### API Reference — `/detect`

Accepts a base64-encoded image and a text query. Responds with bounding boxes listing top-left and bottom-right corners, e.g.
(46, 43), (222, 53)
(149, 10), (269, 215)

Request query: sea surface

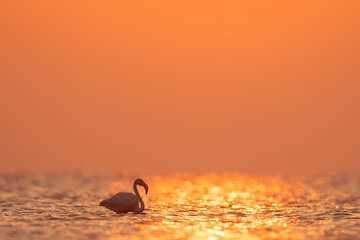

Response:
(0, 173), (359, 240)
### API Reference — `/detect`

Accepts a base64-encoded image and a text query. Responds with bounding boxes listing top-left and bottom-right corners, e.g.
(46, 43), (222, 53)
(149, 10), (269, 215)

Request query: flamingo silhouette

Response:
(99, 178), (149, 213)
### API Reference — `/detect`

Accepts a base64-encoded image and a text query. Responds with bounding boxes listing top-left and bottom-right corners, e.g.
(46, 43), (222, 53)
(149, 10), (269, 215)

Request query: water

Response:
(0, 173), (359, 240)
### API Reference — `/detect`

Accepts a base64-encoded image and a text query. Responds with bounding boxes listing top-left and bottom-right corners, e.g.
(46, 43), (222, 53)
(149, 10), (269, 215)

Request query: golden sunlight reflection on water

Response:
(0, 174), (359, 239)
(106, 174), (360, 239)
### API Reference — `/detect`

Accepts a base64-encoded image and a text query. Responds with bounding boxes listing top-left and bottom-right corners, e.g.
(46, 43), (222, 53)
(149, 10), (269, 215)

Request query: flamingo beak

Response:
(143, 183), (149, 195)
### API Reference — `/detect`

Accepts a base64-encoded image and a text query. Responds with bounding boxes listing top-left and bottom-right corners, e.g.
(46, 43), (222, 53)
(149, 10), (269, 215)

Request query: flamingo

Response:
(99, 178), (149, 213)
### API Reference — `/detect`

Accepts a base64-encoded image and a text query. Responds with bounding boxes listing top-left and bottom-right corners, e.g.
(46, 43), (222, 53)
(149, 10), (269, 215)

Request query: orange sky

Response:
(1, 1), (359, 174)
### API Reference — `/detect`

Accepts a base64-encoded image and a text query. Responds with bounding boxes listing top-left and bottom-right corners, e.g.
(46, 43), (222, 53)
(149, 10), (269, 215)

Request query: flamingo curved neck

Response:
(133, 182), (145, 213)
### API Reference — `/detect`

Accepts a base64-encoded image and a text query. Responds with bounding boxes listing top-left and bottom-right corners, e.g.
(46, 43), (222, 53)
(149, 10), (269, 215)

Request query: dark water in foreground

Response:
(0, 173), (359, 240)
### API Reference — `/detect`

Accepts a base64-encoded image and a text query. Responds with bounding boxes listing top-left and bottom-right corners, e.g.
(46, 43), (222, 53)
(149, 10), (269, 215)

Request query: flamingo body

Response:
(100, 192), (139, 213)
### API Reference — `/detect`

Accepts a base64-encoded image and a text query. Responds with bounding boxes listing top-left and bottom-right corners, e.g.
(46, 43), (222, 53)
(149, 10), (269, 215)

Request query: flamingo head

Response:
(135, 178), (149, 195)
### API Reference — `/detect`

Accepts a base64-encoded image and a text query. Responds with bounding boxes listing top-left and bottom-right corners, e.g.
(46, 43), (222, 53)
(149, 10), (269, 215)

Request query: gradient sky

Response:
(1, 1), (359, 174)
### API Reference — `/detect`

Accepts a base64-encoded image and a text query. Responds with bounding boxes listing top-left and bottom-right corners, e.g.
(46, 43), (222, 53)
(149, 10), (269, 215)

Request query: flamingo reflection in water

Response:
(100, 178), (148, 213)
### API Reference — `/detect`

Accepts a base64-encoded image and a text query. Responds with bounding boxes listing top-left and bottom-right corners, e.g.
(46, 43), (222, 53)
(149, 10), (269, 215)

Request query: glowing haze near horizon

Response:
(0, 1), (359, 174)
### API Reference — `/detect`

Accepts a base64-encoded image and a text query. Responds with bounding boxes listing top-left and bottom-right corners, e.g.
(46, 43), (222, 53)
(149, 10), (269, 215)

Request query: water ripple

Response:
(0, 174), (359, 239)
